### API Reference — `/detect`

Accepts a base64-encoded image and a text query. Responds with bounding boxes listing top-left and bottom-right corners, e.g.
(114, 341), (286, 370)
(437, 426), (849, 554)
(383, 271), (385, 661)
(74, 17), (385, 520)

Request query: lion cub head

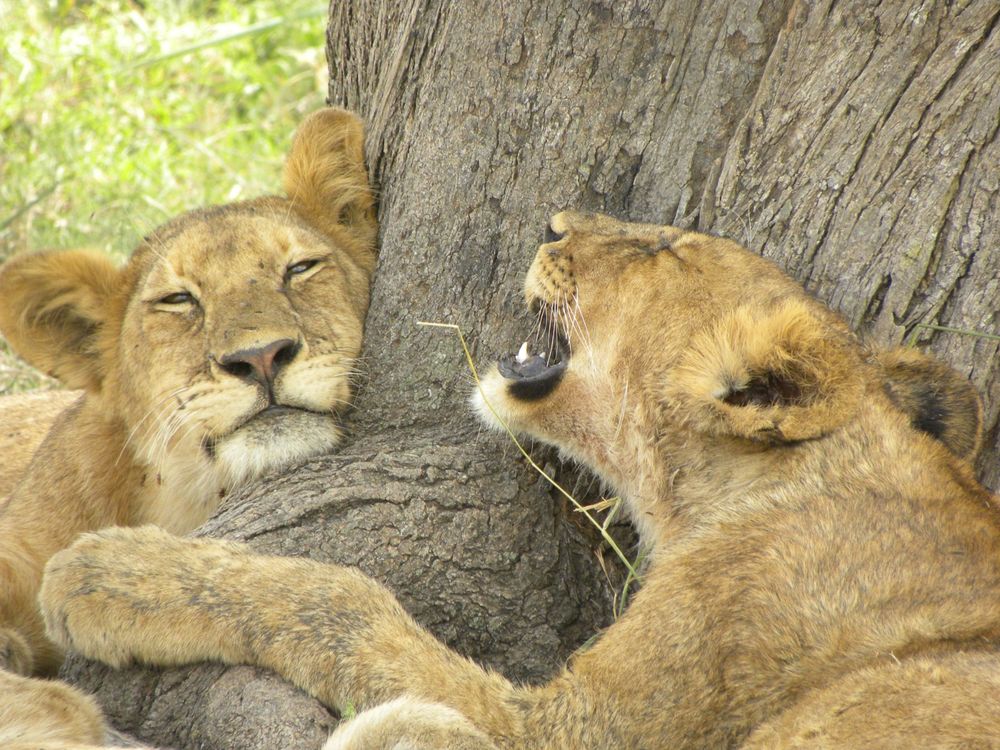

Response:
(476, 211), (983, 542)
(0, 109), (376, 523)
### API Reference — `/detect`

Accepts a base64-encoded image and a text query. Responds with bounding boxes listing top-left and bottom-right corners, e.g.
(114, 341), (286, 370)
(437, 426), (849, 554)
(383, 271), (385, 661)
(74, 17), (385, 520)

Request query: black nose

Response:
(218, 338), (299, 387)
(543, 223), (564, 244)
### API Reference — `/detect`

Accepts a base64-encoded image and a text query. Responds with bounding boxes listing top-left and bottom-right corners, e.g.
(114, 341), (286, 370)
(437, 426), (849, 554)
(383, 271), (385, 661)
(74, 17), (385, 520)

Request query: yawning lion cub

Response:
(0, 107), (375, 747)
(43, 212), (999, 748)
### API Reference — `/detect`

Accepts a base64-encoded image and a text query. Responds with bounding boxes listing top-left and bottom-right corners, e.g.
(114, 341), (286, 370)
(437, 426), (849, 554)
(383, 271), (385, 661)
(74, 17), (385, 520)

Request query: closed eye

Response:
(157, 291), (196, 305)
(285, 259), (321, 283)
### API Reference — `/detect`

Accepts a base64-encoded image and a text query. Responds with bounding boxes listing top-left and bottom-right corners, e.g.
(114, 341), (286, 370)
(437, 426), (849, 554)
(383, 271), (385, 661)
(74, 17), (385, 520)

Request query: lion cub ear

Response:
(283, 107), (377, 275)
(878, 347), (983, 463)
(0, 250), (122, 393)
(666, 299), (866, 443)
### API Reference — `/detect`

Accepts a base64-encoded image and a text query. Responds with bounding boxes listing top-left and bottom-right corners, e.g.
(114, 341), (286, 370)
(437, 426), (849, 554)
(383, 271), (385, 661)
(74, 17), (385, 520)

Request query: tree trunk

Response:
(66, 0), (1000, 746)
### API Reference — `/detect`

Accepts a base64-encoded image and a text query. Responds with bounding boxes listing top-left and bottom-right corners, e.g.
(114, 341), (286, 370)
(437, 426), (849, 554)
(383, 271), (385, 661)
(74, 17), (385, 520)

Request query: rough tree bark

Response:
(66, 1), (999, 747)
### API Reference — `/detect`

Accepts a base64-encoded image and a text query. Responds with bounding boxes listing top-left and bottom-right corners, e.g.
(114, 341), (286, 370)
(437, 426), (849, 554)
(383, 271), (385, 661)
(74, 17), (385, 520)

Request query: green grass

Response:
(0, 0), (327, 392)
(0, 0), (326, 260)
(0, 341), (59, 396)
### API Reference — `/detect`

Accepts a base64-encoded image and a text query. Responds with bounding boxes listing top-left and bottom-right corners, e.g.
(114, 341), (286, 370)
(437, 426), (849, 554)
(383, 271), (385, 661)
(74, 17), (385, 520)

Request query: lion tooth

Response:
(516, 341), (530, 363)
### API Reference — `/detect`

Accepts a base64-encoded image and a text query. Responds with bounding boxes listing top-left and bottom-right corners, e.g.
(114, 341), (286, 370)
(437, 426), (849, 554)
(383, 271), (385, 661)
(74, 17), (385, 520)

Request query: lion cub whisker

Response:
(115, 385), (191, 466)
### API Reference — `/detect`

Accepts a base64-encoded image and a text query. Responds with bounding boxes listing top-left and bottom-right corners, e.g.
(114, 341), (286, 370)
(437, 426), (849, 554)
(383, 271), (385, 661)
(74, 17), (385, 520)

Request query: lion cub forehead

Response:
(141, 212), (321, 287)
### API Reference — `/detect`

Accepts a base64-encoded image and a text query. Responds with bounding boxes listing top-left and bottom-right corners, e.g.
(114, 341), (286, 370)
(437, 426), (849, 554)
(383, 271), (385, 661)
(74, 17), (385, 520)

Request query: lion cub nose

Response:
(543, 222), (565, 245)
(218, 338), (299, 387)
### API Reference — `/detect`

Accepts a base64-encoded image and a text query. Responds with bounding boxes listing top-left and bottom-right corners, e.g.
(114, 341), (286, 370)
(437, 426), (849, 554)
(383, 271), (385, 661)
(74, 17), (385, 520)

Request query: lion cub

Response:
(0, 108), (375, 744)
(42, 212), (999, 748)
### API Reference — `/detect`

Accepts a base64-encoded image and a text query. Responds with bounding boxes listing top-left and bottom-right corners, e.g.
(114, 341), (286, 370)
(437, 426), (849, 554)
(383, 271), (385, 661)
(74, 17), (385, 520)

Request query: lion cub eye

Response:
(157, 291), (196, 305)
(285, 259), (319, 281)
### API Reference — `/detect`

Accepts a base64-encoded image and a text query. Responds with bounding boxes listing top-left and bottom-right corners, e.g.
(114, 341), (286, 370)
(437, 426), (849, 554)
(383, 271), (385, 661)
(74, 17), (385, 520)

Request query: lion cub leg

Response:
(0, 545), (65, 676)
(0, 669), (106, 748)
(0, 555), (60, 676)
(42, 526), (523, 741)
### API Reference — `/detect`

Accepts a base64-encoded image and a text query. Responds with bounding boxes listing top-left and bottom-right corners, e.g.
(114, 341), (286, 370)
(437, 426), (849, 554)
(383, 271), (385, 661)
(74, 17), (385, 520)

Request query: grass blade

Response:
(125, 7), (325, 70)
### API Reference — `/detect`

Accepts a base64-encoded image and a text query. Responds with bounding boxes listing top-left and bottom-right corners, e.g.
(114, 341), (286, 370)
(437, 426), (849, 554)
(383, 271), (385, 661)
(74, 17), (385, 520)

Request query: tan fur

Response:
(39, 211), (1000, 748)
(0, 390), (79, 500)
(0, 109), (376, 746)
(0, 670), (107, 750)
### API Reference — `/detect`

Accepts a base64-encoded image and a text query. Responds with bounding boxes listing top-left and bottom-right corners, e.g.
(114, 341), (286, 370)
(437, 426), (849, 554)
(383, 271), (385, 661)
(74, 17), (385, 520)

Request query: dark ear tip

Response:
(879, 347), (984, 462)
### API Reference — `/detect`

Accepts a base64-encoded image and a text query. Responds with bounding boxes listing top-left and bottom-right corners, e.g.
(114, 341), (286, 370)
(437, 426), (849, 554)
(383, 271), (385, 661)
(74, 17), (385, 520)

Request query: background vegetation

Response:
(0, 0), (327, 393)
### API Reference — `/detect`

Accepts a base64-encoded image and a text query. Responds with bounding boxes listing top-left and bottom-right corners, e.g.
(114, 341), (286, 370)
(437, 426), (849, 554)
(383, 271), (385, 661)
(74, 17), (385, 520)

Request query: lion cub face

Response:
(476, 211), (981, 536)
(116, 205), (368, 489)
(0, 109), (377, 520)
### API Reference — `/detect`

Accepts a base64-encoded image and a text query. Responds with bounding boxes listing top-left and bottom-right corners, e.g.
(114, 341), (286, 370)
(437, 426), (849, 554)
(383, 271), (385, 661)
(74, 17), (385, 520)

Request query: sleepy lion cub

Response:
(0, 108), (375, 747)
(42, 212), (999, 748)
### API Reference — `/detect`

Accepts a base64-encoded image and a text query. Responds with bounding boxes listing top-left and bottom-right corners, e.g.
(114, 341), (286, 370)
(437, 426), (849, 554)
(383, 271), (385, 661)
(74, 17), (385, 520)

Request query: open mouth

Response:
(497, 304), (570, 400)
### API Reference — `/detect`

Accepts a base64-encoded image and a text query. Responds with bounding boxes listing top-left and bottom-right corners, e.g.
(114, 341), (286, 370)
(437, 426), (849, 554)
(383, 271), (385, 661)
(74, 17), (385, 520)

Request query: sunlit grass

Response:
(0, 0), (327, 392)
(0, 341), (60, 396)
(0, 0), (327, 261)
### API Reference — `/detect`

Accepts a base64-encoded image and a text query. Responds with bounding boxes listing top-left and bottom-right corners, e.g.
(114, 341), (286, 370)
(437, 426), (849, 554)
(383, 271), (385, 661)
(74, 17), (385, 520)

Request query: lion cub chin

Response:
(213, 408), (343, 487)
(0, 107), (376, 743)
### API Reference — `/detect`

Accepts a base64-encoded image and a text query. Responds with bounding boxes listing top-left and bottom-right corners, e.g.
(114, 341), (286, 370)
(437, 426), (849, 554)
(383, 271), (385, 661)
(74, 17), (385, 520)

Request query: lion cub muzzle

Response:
(494, 213), (607, 401)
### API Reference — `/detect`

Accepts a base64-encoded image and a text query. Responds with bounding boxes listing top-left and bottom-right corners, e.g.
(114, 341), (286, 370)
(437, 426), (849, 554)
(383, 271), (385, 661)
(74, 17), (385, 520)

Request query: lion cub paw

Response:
(0, 669), (107, 744)
(0, 627), (33, 676)
(40, 525), (249, 668)
(324, 697), (497, 750)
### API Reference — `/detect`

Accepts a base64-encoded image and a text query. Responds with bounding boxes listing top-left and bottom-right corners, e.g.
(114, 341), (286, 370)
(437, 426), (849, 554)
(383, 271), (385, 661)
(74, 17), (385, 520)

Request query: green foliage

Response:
(0, 0), (327, 262)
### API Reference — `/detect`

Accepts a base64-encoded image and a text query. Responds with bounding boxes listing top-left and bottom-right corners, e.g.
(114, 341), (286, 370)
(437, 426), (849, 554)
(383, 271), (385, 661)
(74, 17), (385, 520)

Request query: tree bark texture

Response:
(67, 1), (999, 747)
